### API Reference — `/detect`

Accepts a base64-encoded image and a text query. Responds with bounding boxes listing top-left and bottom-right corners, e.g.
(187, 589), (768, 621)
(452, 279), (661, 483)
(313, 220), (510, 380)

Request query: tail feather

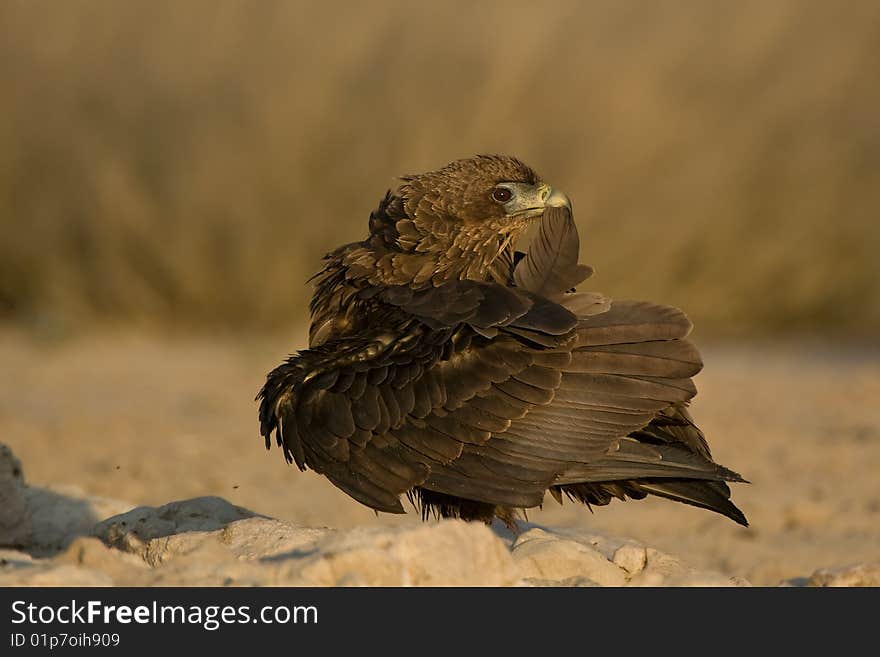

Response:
(634, 479), (749, 527)
(554, 478), (749, 526)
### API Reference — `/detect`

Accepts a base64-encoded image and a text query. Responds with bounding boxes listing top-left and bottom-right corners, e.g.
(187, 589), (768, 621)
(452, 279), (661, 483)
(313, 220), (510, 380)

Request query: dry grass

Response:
(1, 0), (879, 337)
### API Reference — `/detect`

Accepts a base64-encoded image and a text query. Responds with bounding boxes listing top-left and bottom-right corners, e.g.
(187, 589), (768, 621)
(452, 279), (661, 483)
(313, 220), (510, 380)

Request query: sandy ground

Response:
(2, 329), (878, 586)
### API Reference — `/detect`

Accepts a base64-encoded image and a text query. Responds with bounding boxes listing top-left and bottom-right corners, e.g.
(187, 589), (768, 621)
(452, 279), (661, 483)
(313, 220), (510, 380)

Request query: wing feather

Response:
(258, 208), (744, 521)
(513, 206), (592, 298)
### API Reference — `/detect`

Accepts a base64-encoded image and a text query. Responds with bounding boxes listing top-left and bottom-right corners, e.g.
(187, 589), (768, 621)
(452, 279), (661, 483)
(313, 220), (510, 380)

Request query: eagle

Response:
(257, 155), (747, 528)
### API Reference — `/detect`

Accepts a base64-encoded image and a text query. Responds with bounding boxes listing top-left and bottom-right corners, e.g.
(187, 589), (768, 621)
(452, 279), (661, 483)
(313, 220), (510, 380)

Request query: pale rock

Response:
(1, 443), (134, 553)
(522, 576), (600, 587)
(142, 540), (271, 587)
(525, 526), (638, 563)
(807, 562), (880, 587)
(95, 496), (259, 564)
(285, 521), (520, 586)
(335, 572), (371, 586)
(93, 499), (524, 586)
(626, 548), (686, 586)
(55, 536), (149, 584)
(627, 548), (747, 587)
(24, 484), (134, 554)
(510, 528), (628, 587)
(659, 571), (748, 587)
(219, 517), (332, 560)
(142, 518), (331, 573)
(0, 443), (31, 547)
(613, 543), (648, 575)
(1, 446), (759, 588)
(563, 531), (628, 561)
(0, 562), (113, 586)
(108, 518), (518, 587)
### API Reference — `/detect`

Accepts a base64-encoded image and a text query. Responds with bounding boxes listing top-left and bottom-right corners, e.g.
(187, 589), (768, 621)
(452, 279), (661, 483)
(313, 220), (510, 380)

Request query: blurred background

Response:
(2, 0), (879, 337)
(2, 0), (879, 584)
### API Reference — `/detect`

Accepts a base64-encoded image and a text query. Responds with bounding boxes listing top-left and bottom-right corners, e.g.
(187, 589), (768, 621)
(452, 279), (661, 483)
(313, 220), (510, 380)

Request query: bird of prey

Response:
(258, 155), (747, 527)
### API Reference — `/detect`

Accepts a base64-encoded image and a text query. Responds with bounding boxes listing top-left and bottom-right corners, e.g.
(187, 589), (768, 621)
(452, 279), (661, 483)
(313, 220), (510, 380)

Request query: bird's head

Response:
(366, 155), (573, 284)
(396, 154), (571, 235)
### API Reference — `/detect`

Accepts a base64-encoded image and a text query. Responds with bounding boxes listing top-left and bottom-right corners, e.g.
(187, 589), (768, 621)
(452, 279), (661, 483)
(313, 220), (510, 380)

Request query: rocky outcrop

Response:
(0, 444), (31, 547)
(0, 491), (751, 587)
(0, 443), (133, 556)
(1, 443), (874, 587)
(803, 563), (880, 587)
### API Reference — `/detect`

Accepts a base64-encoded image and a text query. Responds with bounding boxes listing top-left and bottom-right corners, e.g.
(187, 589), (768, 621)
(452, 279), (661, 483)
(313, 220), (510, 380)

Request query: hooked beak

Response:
(541, 185), (572, 213)
(503, 182), (573, 219)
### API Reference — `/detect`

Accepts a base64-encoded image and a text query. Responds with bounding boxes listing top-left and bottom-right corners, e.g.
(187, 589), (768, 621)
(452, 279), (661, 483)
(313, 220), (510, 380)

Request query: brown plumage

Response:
(257, 155), (748, 528)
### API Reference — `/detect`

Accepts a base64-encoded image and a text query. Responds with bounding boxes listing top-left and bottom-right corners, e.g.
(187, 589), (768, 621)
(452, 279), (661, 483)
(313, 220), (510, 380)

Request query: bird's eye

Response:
(492, 187), (513, 203)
